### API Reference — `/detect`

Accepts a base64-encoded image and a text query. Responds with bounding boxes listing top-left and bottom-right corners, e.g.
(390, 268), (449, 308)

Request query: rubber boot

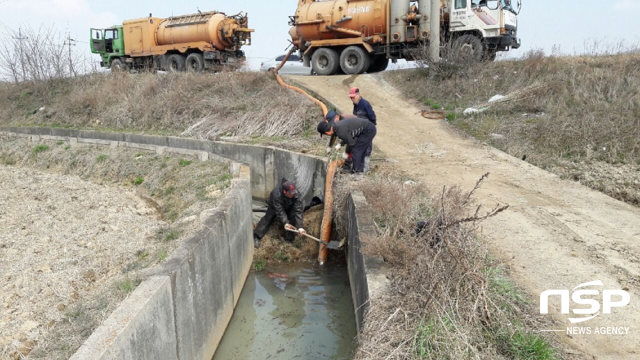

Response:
(364, 156), (371, 173)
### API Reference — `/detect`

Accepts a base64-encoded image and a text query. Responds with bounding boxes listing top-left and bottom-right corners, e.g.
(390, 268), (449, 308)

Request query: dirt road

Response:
(290, 74), (640, 359)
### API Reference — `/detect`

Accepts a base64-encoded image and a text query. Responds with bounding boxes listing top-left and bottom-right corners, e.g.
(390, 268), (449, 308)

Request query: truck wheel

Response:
(311, 48), (339, 76)
(452, 35), (484, 62)
(167, 54), (186, 72)
(185, 53), (205, 72)
(367, 56), (389, 73)
(483, 50), (497, 62)
(110, 59), (124, 72)
(340, 46), (370, 75)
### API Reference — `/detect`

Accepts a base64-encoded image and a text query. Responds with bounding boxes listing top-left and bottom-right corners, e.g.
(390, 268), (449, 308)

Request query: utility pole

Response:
(12, 27), (27, 81)
(430, 0), (440, 63)
(64, 34), (77, 77)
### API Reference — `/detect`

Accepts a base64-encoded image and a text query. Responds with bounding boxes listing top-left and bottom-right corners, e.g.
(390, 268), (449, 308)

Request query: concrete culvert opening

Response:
(212, 200), (356, 359)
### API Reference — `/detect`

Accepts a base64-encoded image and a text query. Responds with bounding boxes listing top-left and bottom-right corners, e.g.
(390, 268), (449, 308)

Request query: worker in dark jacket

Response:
(350, 87), (376, 125)
(317, 116), (376, 174)
(323, 110), (356, 172)
(350, 87), (376, 172)
(324, 110), (357, 152)
(253, 179), (306, 248)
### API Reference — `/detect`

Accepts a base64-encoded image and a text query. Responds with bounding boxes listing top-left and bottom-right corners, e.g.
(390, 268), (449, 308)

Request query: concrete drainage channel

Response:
(0, 127), (389, 360)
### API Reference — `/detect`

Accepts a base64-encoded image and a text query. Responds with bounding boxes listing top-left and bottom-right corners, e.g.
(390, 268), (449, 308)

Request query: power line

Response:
(63, 34), (77, 76)
(12, 27), (27, 80)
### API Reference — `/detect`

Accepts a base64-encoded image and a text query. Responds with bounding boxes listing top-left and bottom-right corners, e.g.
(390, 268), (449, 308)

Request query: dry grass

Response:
(331, 170), (559, 359)
(0, 136), (231, 359)
(385, 51), (640, 206)
(0, 136), (231, 222)
(0, 71), (324, 149)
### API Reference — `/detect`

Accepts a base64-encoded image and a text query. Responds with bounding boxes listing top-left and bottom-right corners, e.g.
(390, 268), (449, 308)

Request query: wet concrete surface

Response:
(212, 262), (356, 360)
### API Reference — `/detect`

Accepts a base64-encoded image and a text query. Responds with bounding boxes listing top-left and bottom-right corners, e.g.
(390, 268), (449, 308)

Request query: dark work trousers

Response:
(351, 123), (377, 173)
(254, 207), (298, 242)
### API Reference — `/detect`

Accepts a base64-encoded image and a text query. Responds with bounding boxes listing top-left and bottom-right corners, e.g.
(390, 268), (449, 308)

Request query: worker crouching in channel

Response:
(253, 179), (306, 249)
(317, 114), (377, 174)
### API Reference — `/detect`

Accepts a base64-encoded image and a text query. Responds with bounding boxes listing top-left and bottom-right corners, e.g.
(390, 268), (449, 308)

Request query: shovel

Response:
(286, 228), (344, 250)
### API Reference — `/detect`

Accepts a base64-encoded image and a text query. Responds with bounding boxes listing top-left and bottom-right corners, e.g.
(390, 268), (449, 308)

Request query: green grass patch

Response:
(178, 159), (192, 167)
(253, 258), (266, 271)
(32, 144), (49, 154)
(495, 328), (558, 360)
(156, 249), (169, 261)
(116, 277), (141, 293)
(157, 227), (182, 242)
(414, 316), (456, 358)
(132, 176), (144, 185)
(96, 154), (107, 163)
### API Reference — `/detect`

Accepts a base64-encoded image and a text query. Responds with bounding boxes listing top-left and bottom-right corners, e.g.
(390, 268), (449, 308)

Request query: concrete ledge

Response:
(70, 276), (178, 360)
(347, 190), (390, 333)
(0, 127), (327, 203)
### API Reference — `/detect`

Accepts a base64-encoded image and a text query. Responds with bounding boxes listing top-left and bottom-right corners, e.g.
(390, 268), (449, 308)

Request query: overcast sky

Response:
(0, 0), (639, 70)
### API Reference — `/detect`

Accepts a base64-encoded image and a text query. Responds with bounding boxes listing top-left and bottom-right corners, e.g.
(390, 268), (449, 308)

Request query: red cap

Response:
(282, 180), (297, 194)
(349, 87), (359, 98)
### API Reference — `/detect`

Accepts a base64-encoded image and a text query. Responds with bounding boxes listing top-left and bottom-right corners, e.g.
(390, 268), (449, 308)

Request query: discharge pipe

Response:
(273, 52), (338, 264)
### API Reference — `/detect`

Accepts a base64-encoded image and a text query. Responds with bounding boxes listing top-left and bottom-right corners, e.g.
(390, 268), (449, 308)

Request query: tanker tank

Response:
(156, 11), (251, 52)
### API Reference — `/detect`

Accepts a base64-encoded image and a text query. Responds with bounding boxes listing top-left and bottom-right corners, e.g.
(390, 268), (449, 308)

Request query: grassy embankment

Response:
(0, 136), (231, 359)
(384, 51), (640, 206)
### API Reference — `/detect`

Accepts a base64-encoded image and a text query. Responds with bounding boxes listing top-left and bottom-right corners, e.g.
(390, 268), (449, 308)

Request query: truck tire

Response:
(340, 46), (370, 75)
(452, 35), (484, 62)
(483, 50), (497, 62)
(367, 56), (389, 73)
(110, 59), (125, 72)
(167, 54), (186, 72)
(311, 48), (339, 76)
(185, 53), (205, 72)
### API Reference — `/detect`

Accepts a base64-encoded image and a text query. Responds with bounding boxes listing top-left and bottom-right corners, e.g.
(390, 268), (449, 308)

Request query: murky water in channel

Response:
(212, 262), (356, 360)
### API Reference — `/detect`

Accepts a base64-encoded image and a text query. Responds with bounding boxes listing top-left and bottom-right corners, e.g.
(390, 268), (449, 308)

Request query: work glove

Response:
(341, 152), (352, 160)
(334, 144), (342, 151)
(326, 147), (332, 154)
(284, 223), (296, 231)
(298, 228), (307, 236)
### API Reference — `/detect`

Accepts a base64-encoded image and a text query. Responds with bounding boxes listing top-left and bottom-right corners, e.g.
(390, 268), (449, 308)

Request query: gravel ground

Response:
(0, 165), (166, 359)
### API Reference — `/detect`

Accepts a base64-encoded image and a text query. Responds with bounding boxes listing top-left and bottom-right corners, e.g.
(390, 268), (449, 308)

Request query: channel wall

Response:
(0, 127), (389, 359)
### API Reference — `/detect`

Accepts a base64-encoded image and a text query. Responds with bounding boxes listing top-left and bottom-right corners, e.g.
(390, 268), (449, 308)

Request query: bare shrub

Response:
(0, 25), (84, 83)
(414, 42), (483, 81)
(332, 171), (557, 359)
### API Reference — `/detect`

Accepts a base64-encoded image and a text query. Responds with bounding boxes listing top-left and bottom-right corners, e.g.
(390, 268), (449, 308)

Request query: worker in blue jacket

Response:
(350, 87), (376, 172)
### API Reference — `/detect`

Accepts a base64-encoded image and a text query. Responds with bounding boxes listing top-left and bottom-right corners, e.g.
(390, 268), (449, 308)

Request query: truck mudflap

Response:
(485, 35), (520, 51)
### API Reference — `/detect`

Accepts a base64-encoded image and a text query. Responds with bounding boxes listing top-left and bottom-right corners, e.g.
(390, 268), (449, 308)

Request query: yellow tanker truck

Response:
(90, 11), (253, 72)
(290, 0), (521, 75)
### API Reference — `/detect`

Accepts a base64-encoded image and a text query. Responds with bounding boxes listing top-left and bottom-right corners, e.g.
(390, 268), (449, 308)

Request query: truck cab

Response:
(448, 0), (521, 60)
(90, 26), (125, 70)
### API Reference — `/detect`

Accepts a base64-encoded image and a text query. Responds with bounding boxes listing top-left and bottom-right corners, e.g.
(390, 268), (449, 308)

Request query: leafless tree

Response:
(0, 24), (87, 83)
